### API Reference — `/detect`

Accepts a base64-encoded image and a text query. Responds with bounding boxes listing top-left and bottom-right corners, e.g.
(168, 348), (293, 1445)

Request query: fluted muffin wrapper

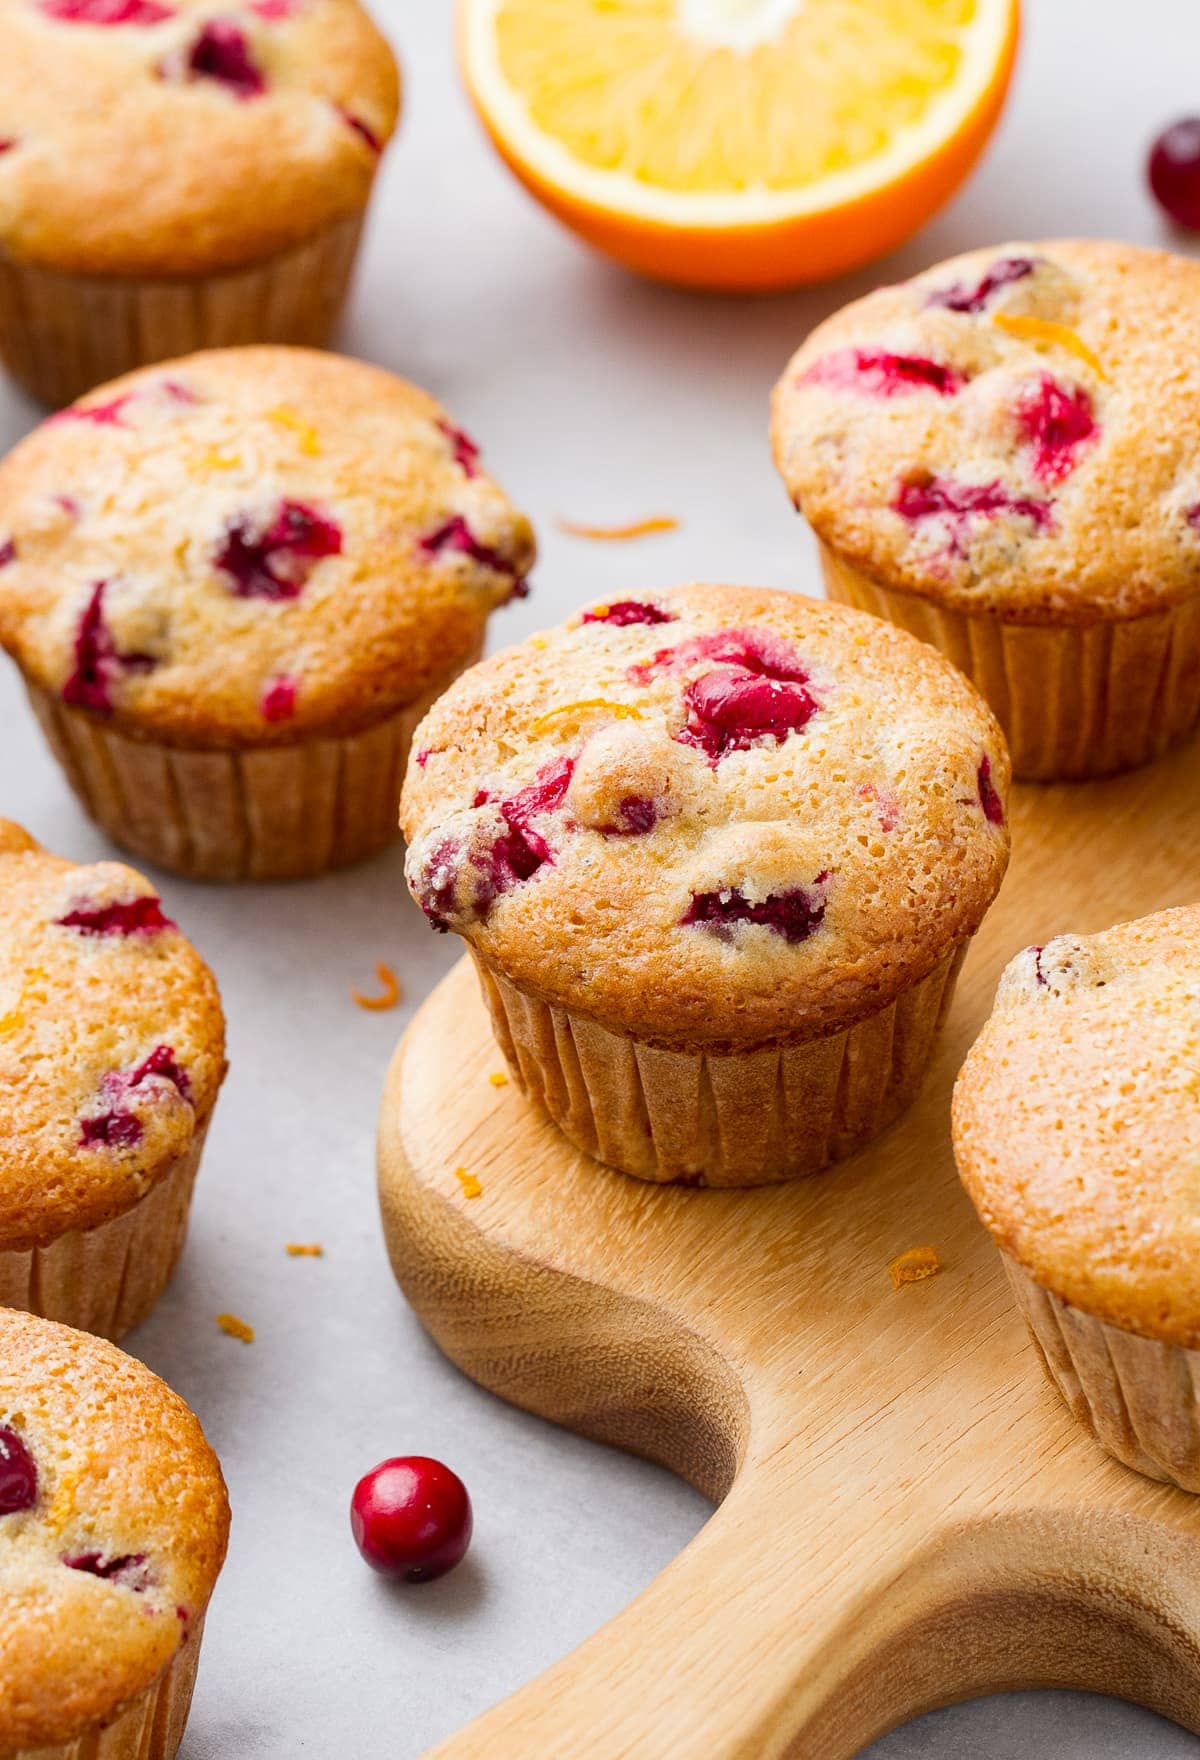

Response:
(0, 212), (364, 409)
(471, 942), (968, 1188)
(1004, 1252), (1200, 1493)
(10, 1613), (206, 1760)
(819, 541), (1200, 783)
(0, 1118), (208, 1343)
(26, 670), (461, 881)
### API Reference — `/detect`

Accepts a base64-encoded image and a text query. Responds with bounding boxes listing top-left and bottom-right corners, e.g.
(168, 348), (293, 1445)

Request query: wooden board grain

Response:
(377, 738), (1200, 1760)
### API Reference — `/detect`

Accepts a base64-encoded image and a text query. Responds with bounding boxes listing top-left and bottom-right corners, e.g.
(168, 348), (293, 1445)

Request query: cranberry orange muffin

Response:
(0, 0), (400, 407)
(0, 347), (535, 880)
(402, 584), (1011, 1187)
(955, 905), (1200, 1491)
(0, 820), (225, 1337)
(772, 240), (1200, 780)
(0, 1307), (229, 1759)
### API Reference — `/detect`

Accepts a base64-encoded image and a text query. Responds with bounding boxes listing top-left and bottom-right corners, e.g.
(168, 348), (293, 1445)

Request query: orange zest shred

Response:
(889, 1246), (942, 1289)
(351, 962), (402, 1011)
(455, 1166), (483, 1199)
(532, 698), (644, 733)
(267, 404), (322, 454)
(196, 449), (242, 472)
(557, 515), (680, 541)
(991, 313), (1109, 380)
(286, 1243), (324, 1257)
(216, 1312), (254, 1343)
(489, 1071), (509, 1088)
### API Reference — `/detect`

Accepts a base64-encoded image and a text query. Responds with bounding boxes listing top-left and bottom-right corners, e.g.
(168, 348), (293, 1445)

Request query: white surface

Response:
(1, 3), (1198, 1755)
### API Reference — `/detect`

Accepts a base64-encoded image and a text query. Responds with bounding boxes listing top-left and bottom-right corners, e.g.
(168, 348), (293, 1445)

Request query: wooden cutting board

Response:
(377, 736), (1200, 1760)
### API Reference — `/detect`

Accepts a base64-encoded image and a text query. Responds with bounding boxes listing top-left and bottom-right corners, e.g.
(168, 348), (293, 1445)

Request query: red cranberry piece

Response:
(52, 392), (134, 428)
(1013, 374), (1096, 485)
(81, 1044), (190, 1148)
(680, 667), (818, 763)
(216, 501), (341, 601)
(62, 582), (158, 715)
(602, 794), (660, 836)
(339, 109), (383, 155)
(0, 141), (15, 155)
(926, 255), (1038, 314)
(1149, 119), (1200, 231)
(893, 476), (1052, 555)
(0, 538), (15, 568)
(0, 1426), (37, 1515)
(582, 600), (675, 627)
(419, 516), (528, 600)
(56, 895), (173, 936)
(249, 0), (295, 14)
(64, 1552), (152, 1591)
(184, 21), (265, 98)
(416, 760), (574, 930)
(1188, 505), (1200, 533)
(683, 878), (828, 945)
(798, 348), (965, 398)
(629, 626), (809, 687)
(261, 676), (297, 722)
(436, 419), (480, 478)
(40, 0), (172, 20)
(351, 1456), (472, 1583)
(977, 756), (1005, 825)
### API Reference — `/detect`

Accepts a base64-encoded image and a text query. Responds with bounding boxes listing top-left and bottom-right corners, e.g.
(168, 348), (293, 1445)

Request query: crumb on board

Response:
(455, 1166), (483, 1200)
(557, 515), (680, 541)
(216, 1312), (255, 1343)
(488, 1071), (509, 1088)
(286, 1243), (324, 1257)
(889, 1246), (942, 1289)
(351, 962), (402, 1011)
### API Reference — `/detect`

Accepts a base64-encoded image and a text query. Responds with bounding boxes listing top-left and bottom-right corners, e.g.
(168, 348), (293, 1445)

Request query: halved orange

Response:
(459, 0), (1020, 292)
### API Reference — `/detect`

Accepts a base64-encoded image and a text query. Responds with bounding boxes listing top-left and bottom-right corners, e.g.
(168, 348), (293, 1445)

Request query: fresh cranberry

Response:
(216, 501), (341, 601)
(62, 582), (158, 715)
(582, 600), (675, 627)
(416, 760), (574, 930)
(64, 1552), (152, 1591)
(56, 895), (173, 936)
(629, 626), (808, 686)
(0, 538), (15, 568)
(893, 476), (1052, 554)
(419, 516), (528, 599)
(1014, 374), (1096, 484)
(680, 666), (819, 763)
(977, 756), (1005, 825)
(414, 748), (432, 767)
(261, 676), (297, 722)
(40, 0), (173, 20)
(602, 795), (660, 836)
(683, 879), (827, 945)
(0, 1426), (37, 1515)
(0, 141), (15, 155)
(184, 21), (265, 98)
(351, 1457), (472, 1583)
(798, 348), (965, 398)
(926, 255), (1038, 314)
(1149, 119), (1200, 231)
(436, 419), (480, 478)
(81, 1044), (190, 1149)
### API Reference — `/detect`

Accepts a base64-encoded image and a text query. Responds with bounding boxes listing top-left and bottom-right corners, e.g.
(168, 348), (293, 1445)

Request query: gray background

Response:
(2, 2), (1199, 1754)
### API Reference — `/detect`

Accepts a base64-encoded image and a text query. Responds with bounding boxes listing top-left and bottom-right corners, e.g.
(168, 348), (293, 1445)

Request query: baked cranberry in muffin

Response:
(0, 1309), (229, 1759)
(403, 584), (1009, 1186)
(0, 820), (224, 1336)
(772, 240), (1200, 780)
(0, 347), (536, 880)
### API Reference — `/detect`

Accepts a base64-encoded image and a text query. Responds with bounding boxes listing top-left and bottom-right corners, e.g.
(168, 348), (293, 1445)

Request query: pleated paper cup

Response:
(0, 213), (364, 410)
(0, 1118), (210, 1343)
(819, 541), (1200, 783)
(26, 673), (455, 883)
(472, 941), (968, 1188)
(1004, 1251), (1200, 1493)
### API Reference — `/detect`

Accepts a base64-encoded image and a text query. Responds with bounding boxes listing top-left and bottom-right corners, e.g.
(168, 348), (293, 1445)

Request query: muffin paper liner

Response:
(10, 1614), (206, 1760)
(471, 942), (968, 1188)
(0, 1118), (209, 1343)
(1004, 1252), (1200, 1493)
(0, 212), (365, 409)
(819, 541), (1200, 782)
(26, 675), (455, 882)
